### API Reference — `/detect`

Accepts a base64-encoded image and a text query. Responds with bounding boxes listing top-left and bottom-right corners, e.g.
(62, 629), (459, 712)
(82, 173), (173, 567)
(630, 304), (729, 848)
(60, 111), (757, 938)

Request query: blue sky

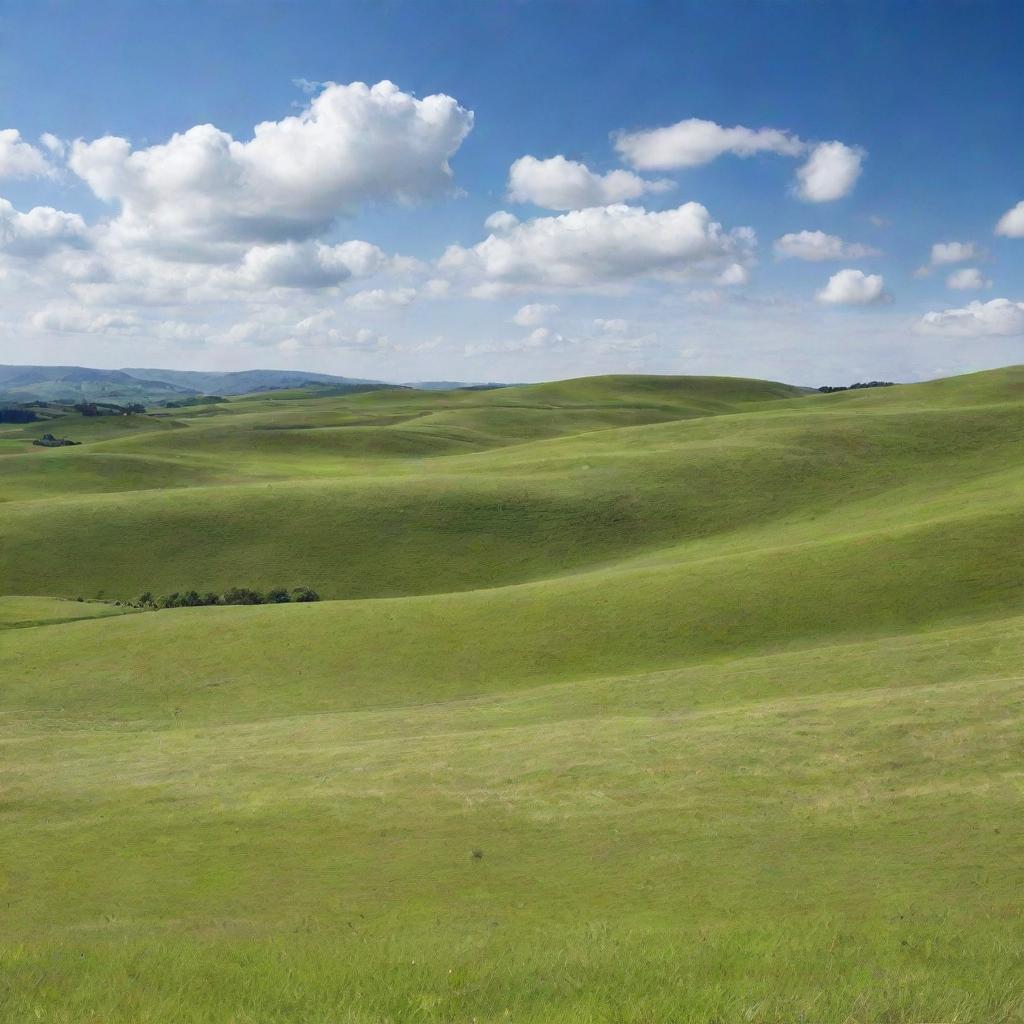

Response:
(1, 0), (1022, 384)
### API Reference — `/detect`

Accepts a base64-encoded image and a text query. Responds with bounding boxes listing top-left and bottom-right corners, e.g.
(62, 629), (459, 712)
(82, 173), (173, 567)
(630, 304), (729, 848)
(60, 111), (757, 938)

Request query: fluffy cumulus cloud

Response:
(613, 119), (863, 203)
(614, 118), (804, 170)
(484, 210), (519, 233)
(995, 201), (1024, 238)
(345, 286), (417, 312)
(917, 298), (1024, 337)
(0, 197), (90, 257)
(440, 202), (755, 292)
(512, 303), (558, 326)
(930, 241), (979, 265)
(507, 155), (672, 210)
(816, 268), (887, 305)
(280, 315), (390, 352)
(228, 239), (394, 290)
(68, 80), (474, 253)
(774, 230), (878, 261)
(0, 81), (484, 372)
(914, 241), (984, 279)
(794, 142), (864, 202)
(946, 267), (991, 290)
(715, 263), (749, 286)
(28, 307), (142, 335)
(0, 129), (56, 179)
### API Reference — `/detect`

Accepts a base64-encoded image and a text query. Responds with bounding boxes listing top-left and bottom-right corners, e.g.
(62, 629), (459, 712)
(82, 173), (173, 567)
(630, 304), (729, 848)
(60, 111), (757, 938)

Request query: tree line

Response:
(817, 381), (895, 394)
(138, 586), (321, 609)
(0, 407), (39, 423)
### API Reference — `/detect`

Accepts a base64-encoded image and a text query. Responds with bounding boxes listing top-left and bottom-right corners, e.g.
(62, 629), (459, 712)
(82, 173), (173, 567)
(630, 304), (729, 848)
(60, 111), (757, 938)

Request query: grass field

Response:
(2, 370), (1023, 1022)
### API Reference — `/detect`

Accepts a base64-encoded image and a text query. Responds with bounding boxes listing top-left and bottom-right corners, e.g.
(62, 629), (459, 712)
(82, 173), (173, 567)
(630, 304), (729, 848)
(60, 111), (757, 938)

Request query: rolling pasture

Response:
(1, 370), (1023, 1022)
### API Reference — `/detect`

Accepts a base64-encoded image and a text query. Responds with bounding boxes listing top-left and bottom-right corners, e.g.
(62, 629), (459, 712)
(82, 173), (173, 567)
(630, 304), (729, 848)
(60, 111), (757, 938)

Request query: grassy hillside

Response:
(2, 369), (1023, 1022)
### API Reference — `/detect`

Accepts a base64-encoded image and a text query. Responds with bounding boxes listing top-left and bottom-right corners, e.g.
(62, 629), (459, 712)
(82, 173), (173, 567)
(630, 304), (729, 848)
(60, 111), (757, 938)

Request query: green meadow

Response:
(2, 370), (1023, 1022)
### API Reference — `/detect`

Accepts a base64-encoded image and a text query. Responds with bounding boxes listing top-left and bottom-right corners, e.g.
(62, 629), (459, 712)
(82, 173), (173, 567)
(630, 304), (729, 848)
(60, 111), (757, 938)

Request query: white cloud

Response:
(68, 80), (474, 253)
(0, 129), (56, 179)
(345, 286), (417, 312)
(774, 230), (879, 261)
(281, 322), (389, 352)
(464, 325), (571, 357)
(794, 142), (864, 202)
(946, 267), (991, 290)
(208, 309), (391, 354)
(512, 302), (558, 326)
(613, 120), (864, 203)
(507, 155), (671, 210)
(614, 118), (803, 170)
(915, 242), (984, 279)
(995, 201), (1024, 238)
(421, 278), (451, 299)
(28, 307), (141, 335)
(0, 197), (90, 257)
(594, 317), (629, 334)
(228, 239), (392, 289)
(917, 298), (1024, 337)
(524, 326), (565, 348)
(816, 268), (887, 305)
(715, 262), (749, 286)
(484, 210), (519, 232)
(930, 241), (979, 265)
(39, 133), (66, 158)
(440, 201), (755, 292)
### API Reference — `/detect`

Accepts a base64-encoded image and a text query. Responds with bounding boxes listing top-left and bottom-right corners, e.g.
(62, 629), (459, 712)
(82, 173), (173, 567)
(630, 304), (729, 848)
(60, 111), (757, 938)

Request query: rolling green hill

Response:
(1, 369), (1023, 1023)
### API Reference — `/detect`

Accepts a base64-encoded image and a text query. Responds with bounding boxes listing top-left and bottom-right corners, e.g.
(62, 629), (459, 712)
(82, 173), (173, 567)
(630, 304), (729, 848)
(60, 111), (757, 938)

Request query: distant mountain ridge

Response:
(122, 367), (384, 395)
(0, 364), (514, 404)
(0, 365), (390, 403)
(0, 365), (195, 404)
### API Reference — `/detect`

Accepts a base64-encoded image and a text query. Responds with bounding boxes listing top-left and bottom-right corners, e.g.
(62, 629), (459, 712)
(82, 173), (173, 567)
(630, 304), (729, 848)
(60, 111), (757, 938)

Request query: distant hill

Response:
(122, 367), (384, 396)
(0, 364), (519, 404)
(0, 365), (196, 404)
(404, 380), (512, 391)
(0, 364), (398, 403)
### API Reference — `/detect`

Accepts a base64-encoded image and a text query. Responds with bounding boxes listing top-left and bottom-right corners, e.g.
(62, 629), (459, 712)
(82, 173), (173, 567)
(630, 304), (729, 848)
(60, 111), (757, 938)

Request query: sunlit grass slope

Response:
(2, 369), (1024, 1022)
(0, 595), (133, 629)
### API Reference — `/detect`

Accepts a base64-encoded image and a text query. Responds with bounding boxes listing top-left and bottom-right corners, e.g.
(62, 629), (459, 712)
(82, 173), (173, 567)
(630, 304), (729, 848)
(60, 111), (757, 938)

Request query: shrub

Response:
(222, 587), (264, 606)
(266, 588), (291, 604)
(291, 586), (321, 603)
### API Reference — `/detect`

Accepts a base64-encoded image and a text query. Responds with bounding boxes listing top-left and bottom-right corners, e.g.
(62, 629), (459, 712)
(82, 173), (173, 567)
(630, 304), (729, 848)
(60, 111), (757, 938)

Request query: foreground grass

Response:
(4, 921), (1021, 1023)
(2, 616), (1023, 1021)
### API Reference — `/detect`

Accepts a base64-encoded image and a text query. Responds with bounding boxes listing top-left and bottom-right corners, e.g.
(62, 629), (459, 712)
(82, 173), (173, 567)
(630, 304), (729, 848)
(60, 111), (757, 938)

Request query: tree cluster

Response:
(0, 407), (38, 423)
(139, 586), (320, 609)
(161, 395), (227, 408)
(817, 381), (895, 394)
(73, 401), (146, 416)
